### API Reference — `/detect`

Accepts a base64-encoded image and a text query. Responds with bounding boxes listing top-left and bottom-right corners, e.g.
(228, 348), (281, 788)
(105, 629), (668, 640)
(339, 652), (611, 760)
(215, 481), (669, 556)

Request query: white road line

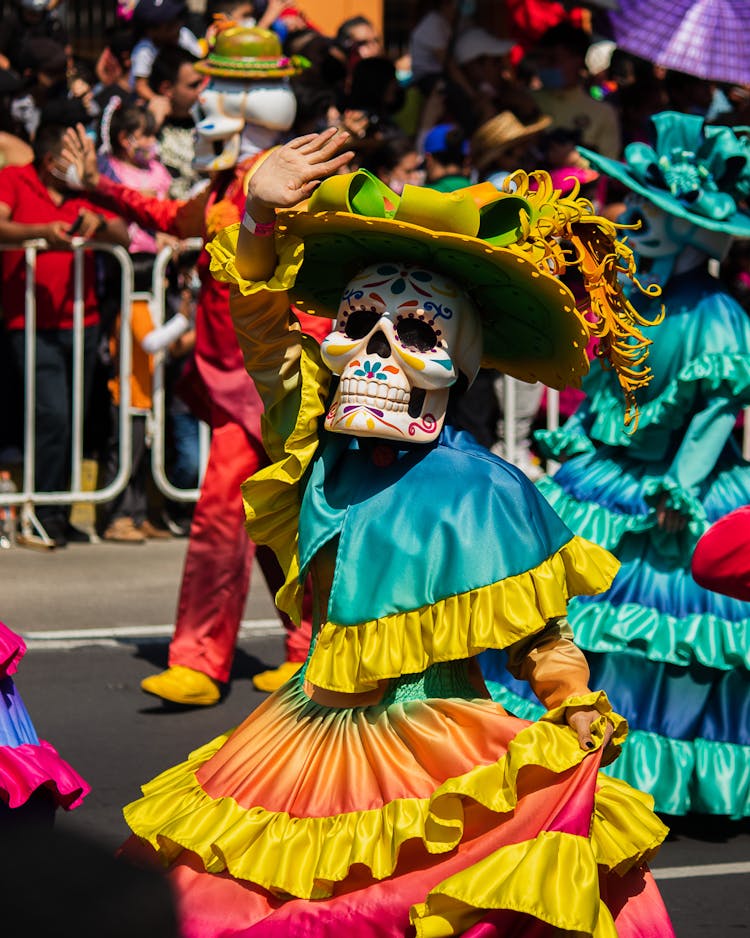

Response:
(21, 619), (284, 650)
(653, 861), (750, 880)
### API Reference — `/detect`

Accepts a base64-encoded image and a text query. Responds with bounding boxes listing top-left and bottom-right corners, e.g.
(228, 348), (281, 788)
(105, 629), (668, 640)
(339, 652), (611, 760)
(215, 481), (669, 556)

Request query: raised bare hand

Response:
(247, 128), (353, 213)
(566, 705), (617, 765)
(57, 123), (100, 190)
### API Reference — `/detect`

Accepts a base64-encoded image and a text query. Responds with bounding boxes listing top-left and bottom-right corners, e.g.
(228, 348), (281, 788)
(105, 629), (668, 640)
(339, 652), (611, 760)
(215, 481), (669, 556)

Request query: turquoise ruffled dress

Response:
(481, 265), (750, 817)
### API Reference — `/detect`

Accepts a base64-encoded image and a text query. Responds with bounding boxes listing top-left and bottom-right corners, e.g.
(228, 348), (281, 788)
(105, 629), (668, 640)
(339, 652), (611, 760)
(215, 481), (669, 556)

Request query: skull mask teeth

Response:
(320, 263), (482, 444)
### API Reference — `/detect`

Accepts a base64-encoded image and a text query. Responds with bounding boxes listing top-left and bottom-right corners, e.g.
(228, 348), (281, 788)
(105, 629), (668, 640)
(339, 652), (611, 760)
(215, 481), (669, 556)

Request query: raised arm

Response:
(58, 124), (206, 239)
(208, 129), (353, 457)
(236, 128), (353, 282)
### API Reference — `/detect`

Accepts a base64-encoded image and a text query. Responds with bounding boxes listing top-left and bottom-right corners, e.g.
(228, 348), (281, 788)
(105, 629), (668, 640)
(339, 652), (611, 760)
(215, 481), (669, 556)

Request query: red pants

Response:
(169, 420), (312, 683)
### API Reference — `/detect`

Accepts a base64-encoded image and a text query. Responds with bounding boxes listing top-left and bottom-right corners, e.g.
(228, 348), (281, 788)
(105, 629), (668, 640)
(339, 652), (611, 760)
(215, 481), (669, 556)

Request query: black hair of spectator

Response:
(346, 56), (403, 116)
(69, 57), (97, 87)
(335, 15), (372, 48)
(148, 44), (198, 94)
(359, 131), (416, 177)
(536, 23), (590, 61)
(204, 0), (251, 21)
(289, 75), (335, 134)
(39, 97), (89, 129)
(107, 102), (157, 154)
(17, 36), (67, 76)
(0, 68), (23, 96)
(31, 119), (65, 165)
(104, 25), (137, 68)
(544, 126), (583, 148)
(282, 29), (347, 86)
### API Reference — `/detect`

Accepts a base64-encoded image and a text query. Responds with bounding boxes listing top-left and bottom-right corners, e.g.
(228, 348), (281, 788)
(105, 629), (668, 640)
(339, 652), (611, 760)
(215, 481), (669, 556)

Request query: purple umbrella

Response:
(610, 0), (750, 85)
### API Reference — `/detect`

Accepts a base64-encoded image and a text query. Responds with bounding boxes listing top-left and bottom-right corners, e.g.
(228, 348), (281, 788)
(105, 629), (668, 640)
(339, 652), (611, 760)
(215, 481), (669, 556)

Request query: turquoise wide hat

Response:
(579, 111), (750, 238)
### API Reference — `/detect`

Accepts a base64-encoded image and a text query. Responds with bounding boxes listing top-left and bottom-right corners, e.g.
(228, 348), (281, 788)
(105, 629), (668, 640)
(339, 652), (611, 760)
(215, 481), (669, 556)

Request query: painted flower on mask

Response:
(353, 360), (390, 380)
(362, 265), (435, 297)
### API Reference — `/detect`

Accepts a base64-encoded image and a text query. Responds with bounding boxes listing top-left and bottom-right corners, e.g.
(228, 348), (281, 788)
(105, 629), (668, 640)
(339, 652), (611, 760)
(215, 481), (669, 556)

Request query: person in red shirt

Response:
(692, 506), (750, 602)
(60, 24), (316, 704)
(0, 119), (129, 547)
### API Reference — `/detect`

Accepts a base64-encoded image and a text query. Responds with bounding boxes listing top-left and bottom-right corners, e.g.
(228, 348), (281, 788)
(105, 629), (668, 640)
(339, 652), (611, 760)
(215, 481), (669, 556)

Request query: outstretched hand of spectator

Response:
(57, 124), (101, 191)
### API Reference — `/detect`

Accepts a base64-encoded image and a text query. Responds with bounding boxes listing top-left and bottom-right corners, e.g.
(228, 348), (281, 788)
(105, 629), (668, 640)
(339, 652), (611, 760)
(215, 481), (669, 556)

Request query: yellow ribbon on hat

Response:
(307, 169), (535, 248)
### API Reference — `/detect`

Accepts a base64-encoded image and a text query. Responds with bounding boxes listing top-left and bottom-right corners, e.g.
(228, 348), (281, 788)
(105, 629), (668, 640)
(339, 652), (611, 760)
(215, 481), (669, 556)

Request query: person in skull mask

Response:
(111, 130), (675, 935)
(486, 112), (750, 820)
(61, 22), (317, 704)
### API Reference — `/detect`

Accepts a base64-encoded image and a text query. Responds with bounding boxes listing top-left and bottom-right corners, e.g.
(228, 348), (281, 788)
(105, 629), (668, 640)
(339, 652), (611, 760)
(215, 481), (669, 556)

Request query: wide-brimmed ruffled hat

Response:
(580, 111), (750, 237)
(196, 24), (307, 79)
(258, 169), (659, 422)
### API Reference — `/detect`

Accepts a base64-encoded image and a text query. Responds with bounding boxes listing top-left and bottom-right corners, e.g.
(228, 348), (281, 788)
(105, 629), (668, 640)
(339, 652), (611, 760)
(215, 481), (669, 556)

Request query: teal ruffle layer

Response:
(488, 683), (750, 818)
(580, 353), (750, 451)
(569, 599), (750, 673)
(536, 476), (704, 554)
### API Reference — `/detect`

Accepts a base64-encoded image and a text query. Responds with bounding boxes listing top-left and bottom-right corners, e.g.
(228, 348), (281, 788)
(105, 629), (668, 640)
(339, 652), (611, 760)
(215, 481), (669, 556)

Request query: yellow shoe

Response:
(252, 661), (303, 693)
(141, 666), (221, 706)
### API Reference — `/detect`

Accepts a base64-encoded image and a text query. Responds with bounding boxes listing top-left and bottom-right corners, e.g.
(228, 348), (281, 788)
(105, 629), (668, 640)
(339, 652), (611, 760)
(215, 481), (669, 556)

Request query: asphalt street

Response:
(4, 538), (750, 935)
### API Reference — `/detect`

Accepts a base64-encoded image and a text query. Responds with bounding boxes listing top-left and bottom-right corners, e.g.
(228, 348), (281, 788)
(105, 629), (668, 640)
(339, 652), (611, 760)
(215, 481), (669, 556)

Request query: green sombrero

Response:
(580, 111), (750, 237)
(275, 170), (590, 390)
(196, 25), (307, 79)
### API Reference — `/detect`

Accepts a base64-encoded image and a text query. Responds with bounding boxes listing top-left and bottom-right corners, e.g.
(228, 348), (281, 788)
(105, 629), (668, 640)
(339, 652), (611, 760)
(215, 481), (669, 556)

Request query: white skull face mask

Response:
(194, 79), (297, 171)
(321, 263), (482, 443)
(620, 193), (732, 260)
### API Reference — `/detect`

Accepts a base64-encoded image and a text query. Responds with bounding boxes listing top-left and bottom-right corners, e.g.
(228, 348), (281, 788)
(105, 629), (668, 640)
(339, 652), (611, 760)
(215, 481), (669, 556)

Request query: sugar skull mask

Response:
(620, 194), (732, 262)
(320, 263), (482, 444)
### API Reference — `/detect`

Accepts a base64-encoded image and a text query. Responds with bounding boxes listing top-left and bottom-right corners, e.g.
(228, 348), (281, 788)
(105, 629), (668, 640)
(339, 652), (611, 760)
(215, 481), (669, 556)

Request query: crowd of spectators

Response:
(0, 0), (749, 545)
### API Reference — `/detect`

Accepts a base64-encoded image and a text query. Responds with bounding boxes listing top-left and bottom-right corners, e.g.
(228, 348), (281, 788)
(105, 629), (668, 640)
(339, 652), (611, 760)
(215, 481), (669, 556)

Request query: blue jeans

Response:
(169, 411), (200, 490)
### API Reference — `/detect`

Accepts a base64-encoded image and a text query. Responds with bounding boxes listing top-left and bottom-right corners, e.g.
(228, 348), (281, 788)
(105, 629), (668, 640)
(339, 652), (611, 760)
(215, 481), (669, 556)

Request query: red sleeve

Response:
(0, 165), (20, 211)
(95, 176), (207, 239)
(691, 506), (750, 601)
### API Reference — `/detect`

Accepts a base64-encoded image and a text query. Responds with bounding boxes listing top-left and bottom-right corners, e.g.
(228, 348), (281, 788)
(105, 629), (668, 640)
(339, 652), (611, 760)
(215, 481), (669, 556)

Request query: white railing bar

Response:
(148, 238), (208, 502)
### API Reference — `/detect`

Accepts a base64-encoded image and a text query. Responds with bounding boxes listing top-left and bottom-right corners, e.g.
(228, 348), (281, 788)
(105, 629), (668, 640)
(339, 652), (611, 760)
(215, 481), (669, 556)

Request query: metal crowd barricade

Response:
(0, 239), (134, 548)
(500, 377), (560, 475)
(147, 239), (210, 503)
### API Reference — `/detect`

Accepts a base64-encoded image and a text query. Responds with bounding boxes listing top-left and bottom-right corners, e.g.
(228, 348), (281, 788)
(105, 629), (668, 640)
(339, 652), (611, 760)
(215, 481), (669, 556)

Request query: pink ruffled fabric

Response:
(0, 740), (90, 810)
(0, 622), (26, 678)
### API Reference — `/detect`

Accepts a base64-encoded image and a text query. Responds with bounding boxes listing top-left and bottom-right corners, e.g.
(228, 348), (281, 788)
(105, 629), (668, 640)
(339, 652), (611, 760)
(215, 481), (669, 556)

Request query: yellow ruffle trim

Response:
(124, 692), (665, 903)
(239, 340), (330, 622)
(306, 535), (620, 693)
(208, 223), (330, 624)
(410, 830), (618, 938)
(412, 774), (663, 937)
(208, 221), (304, 297)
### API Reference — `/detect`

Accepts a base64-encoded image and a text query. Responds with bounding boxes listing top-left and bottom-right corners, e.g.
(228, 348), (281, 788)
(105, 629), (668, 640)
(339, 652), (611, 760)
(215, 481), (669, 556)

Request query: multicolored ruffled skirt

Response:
(0, 622), (89, 814)
(122, 665), (673, 937)
(484, 439), (750, 818)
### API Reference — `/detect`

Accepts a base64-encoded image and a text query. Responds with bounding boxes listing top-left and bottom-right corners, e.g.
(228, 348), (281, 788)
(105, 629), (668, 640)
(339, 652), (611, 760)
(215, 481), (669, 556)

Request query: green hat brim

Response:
(195, 59), (305, 78)
(277, 210), (589, 389)
(579, 146), (750, 238)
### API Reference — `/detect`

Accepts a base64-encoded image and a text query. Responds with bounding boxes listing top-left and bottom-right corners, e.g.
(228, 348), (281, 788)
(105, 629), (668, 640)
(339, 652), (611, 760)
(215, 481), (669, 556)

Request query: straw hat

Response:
(471, 112), (552, 173)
